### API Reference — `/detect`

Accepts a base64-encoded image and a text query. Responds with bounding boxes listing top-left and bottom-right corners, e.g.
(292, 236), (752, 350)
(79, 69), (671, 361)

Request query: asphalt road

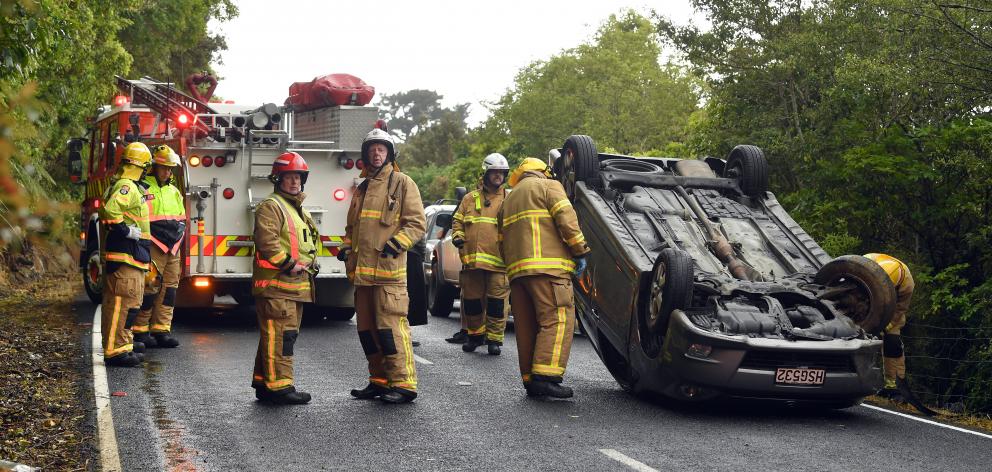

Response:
(78, 298), (991, 471)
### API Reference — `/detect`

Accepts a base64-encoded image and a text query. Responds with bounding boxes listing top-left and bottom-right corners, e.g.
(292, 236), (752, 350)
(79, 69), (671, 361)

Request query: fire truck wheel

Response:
(83, 247), (103, 304)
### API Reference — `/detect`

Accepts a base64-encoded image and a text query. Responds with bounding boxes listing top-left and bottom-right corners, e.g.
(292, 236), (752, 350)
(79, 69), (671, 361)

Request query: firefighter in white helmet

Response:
(451, 153), (510, 355)
(339, 128), (426, 403)
(100, 142), (153, 367)
(133, 145), (185, 349)
(864, 253), (915, 398)
(251, 151), (319, 405)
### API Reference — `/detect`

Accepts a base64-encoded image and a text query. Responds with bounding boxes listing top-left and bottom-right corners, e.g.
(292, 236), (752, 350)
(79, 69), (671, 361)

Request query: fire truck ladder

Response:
(115, 76), (213, 137)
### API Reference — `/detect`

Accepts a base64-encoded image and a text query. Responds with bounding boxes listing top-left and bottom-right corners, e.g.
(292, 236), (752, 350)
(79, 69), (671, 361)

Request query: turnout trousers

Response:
(134, 245), (181, 334)
(460, 269), (509, 343)
(355, 285), (418, 392)
(509, 274), (576, 384)
(101, 265), (144, 359)
(883, 275), (914, 387)
(252, 297), (303, 392)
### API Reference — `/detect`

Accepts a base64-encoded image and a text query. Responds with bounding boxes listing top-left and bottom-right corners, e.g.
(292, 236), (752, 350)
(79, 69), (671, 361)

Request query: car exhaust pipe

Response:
(675, 185), (763, 281)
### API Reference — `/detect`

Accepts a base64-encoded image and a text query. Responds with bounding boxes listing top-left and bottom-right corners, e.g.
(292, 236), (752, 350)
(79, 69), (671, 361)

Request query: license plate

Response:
(775, 368), (825, 385)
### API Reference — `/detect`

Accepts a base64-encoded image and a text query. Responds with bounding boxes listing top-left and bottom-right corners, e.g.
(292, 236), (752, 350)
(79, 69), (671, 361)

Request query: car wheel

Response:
(83, 246), (103, 304)
(646, 248), (694, 336)
(429, 259), (456, 317)
(724, 145), (769, 197)
(563, 135), (600, 199)
(813, 255), (896, 335)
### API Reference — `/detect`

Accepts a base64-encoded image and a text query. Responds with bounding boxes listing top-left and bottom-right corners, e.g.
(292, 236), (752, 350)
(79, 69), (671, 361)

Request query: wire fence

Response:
(901, 321), (992, 414)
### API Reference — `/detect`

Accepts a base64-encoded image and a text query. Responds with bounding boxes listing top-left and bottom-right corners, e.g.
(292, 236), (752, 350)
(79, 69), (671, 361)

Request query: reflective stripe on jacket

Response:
(252, 192), (318, 301)
(344, 164), (426, 286)
(497, 171), (590, 281)
(452, 185), (506, 272)
(143, 175), (186, 254)
(100, 178), (151, 271)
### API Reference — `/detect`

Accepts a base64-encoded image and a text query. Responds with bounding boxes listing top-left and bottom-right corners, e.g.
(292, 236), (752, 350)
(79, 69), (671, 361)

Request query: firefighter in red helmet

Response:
(251, 151), (320, 405)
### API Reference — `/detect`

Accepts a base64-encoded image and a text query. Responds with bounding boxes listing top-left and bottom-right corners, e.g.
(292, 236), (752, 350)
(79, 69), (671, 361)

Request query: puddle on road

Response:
(142, 359), (204, 471)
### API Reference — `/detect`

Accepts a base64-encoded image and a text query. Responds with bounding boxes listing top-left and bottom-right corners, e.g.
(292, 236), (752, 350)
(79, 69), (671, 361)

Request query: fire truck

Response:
(68, 75), (379, 320)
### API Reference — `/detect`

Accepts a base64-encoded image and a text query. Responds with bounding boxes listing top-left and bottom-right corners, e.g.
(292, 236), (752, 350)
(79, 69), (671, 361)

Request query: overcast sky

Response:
(211, 0), (699, 125)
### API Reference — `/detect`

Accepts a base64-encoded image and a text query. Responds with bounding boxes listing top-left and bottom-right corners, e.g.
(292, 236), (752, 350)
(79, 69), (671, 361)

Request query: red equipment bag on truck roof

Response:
(285, 73), (375, 111)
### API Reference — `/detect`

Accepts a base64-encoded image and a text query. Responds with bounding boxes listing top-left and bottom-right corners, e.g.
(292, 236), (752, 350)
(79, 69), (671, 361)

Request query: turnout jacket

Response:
(252, 191), (318, 302)
(344, 164), (426, 286)
(100, 177), (151, 271)
(143, 175), (186, 255)
(451, 184), (506, 272)
(497, 171), (590, 281)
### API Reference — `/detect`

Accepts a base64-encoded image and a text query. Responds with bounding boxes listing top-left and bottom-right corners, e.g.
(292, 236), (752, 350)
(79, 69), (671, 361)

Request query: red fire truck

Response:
(68, 75), (379, 320)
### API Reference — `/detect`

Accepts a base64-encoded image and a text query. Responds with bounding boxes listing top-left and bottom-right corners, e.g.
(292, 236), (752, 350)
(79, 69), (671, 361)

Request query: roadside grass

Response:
(0, 273), (94, 470)
(866, 396), (992, 434)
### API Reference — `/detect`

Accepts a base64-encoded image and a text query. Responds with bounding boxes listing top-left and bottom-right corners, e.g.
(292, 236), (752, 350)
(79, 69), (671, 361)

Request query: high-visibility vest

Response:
(100, 177), (151, 270)
(252, 193), (318, 300)
(452, 186), (506, 272)
(143, 176), (186, 254)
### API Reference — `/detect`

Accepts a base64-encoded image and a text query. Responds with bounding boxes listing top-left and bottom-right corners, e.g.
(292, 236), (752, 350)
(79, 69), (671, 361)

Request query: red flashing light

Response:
(356, 159), (365, 170)
(202, 155), (213, 167)
(94, 199), (101, 208)
(339, 157), (354, 170)
(176, 113), (190, 127)
(333, 188), (347, 201)
(223, 188), (234, 199)
(214, 155), (226, 167)
(114, 95), (129, 107)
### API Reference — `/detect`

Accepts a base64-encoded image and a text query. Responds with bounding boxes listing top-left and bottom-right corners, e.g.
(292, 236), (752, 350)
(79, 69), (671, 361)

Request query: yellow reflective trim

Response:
(106, 343), (133, 358)
(104, 253), (150, 270)
(550, 199), (572, 216)
(530, 219), (540, 258)
(463, 216), (498, 224)
(150, 323), (171, 332)
(474, 192), (481, 211)
(466, 325), (486, 335)
(453, 212), (464, 221)
(551, 306), (566, 368)
(266, 378), (294, 390)
(502, 209), (550, 225)
(396, 317), (417, 391)
(106, 296), (122, 356)
(506, 257), (576, 277)
(267, 319), (276, 384)
(132, 324), (150, 334)
(355, 266), (407, 280)
(566, 233), (586, 246)
(253, 279), (310, 291)
(360, 209), (382, 219)
(101, 217), (124, 224)
(394, 232), (412, 249)
(461, 252), (505, 267)
(532, 364), (565, 376)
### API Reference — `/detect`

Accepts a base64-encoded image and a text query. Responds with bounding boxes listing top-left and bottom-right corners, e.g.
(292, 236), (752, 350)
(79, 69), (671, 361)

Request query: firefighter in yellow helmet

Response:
(498, 157), (590, 398)
(251, 151), (319, 405)
(99, 142), (153, 367)
(452, 153), (510, 355)
(339, 128), (426, 403)
(133, 145), (185, 349)
(864, 253), (915, 397)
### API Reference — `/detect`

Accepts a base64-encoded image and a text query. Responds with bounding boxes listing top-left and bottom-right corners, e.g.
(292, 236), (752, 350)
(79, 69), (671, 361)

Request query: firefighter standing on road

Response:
(250, 151), (319, 405)
(451, 153), (510, 355)
(498, 158), (590, 398)
(864, 253), (915, 398)
(133, 145), (184, 349)
(339, 129), (426, 404)
(99, 142), (153, 367)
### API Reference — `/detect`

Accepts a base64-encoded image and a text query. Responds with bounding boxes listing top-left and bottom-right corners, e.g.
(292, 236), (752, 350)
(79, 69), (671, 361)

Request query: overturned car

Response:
(553, 135), (896, 407)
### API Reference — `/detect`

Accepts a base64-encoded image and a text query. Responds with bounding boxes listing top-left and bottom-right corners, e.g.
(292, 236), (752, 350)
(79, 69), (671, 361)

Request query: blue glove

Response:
(573, 257), (587, 277)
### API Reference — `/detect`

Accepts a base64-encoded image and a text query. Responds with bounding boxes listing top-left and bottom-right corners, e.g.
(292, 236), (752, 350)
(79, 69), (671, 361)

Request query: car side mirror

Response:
(454, 186), (467, 202)
(436, 213), (453, 231)
(67, 138), (85, 184)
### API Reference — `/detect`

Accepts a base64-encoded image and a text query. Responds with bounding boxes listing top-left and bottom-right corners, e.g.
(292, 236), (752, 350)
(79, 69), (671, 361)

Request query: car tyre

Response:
(646, 248), (694, 336)
(725, 145), (769, 198)
(83, 246), (103, 304)
(813, 255), (896, 335)
(428, 259), (457, 318)
(562, 135), (600, 200)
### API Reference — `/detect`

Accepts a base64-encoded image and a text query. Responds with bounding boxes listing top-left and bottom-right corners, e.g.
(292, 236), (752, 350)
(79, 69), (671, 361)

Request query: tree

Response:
(377, 89), (469, 141)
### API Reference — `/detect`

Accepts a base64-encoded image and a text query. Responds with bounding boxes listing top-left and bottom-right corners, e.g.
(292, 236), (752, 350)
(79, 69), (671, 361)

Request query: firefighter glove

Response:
(452, 237), (465, 249)
(380, 238), (402, 258)
(336, 247), (352, 262)
(573, 256), (587, 277)
(126, 225), (142, 241)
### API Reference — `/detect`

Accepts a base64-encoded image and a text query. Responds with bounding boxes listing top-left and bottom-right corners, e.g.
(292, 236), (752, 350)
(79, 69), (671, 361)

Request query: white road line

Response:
(598, 449), (659, 472)
(92, 305), (123, 472)
(413, 354), (434, 365)
(861, 404), (992, 440)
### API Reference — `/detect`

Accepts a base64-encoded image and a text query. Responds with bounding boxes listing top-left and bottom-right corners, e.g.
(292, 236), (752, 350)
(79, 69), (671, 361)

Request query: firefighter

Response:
(865, 253), (915, 398)
(451, 153), (510, 355)
(250, 151), (319, 405)
(99, 142), (153, 367)
(133, 145), (185, 349)
(339, 128), (426, 404)
(498, 158), (590, 398)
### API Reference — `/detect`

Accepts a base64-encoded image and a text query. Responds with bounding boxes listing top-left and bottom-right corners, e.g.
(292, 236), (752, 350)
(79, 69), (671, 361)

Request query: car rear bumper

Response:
(644, 311), (883, 402)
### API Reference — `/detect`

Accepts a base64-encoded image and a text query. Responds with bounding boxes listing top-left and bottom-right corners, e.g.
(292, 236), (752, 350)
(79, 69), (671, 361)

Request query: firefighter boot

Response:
(487, 340), (501, 356)
(526, 376), (573, 399)
(132, 341), (145, 353)
(462, 335), (485, 353)
(380, 388), (417, 404)
(105, 352), (142, 368)
(153, 332), (180, 348)
(268, 387), (311, 405)
(134, 332), (157, 348)
(446, 329), (468, 344)
(350, 382), (390, 400)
